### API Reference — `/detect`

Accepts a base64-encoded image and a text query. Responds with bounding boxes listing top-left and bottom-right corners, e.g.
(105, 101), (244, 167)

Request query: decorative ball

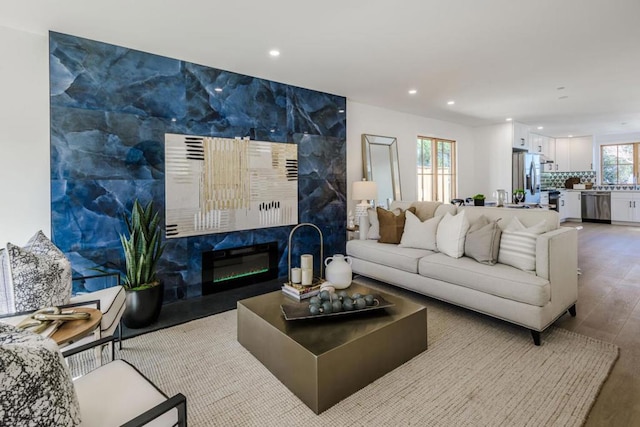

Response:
(364, 295), (375, 306)
(351, 293), (362, 300)
(355, 297), (367, 310)
(320, 290), (331, 301)
(332, 300), (342, 312)
(309, 296), (321, 305)
(342, 298), (355, 311)
(321, 301), (333, 314)
(309, 304), (321, 315)
(337, 290), (349, 299)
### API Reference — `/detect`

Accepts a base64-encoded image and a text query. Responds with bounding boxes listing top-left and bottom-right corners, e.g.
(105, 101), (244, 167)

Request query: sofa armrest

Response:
(536, 227), (578, 306)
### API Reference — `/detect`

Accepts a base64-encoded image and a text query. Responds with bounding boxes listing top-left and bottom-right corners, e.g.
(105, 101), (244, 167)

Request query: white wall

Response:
(470, 122), (514, 197)
(346, 101), (476, 214)
(0, 26), (50, 244)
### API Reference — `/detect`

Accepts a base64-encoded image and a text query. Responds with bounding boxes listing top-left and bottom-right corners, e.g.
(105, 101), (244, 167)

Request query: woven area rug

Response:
(68, 298), (618, 427)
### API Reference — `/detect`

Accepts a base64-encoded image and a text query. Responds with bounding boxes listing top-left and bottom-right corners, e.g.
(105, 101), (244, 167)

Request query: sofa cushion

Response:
(346, 239), (435, 274)
(399, 211), (442, 251)
(498, 217), (546, 272)
(436, 211), (469, 258)
(464, 216), (502, 265)
(378, 207), (416, 244)
(418, 253), (550, 307)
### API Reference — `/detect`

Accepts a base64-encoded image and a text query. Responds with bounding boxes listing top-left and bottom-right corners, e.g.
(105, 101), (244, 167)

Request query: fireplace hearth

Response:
(201, 242), (278, 295)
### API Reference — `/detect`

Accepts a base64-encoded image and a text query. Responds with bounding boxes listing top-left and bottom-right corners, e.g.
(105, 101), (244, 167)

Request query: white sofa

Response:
(346, 202), (578, 345)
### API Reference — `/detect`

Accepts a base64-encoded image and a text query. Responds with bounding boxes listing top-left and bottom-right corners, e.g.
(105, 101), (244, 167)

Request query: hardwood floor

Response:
(555, 221), (640, 426)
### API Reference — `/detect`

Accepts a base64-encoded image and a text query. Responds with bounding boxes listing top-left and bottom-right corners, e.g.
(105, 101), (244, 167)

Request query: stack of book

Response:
(281, 282), (322, 301)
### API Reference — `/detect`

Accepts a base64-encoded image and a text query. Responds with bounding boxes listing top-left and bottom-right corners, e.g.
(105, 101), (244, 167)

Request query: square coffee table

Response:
(237, 283), (427, 414)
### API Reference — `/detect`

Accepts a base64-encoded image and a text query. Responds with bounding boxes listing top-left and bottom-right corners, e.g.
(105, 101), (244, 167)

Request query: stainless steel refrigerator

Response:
(512, 151), (541, 204)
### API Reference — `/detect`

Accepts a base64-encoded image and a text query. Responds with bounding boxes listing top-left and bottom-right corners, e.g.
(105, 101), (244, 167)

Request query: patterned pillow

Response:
(3, 231), (72, 312)
(0, 323), (80, 426)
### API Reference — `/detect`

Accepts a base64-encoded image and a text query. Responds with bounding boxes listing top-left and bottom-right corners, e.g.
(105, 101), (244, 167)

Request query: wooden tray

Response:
(281, 295), (394, 321)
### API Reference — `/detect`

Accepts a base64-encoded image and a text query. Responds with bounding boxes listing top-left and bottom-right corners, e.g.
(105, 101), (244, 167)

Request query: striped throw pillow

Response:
(498, 217), (547, 272)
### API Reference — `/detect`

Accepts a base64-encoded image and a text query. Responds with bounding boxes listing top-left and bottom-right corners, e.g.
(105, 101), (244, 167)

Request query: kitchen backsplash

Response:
(541, 170), (596, 189)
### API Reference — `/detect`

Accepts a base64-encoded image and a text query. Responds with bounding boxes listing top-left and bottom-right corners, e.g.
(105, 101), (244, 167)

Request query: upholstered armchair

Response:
(0, 231), (126, 352)
(0, 325), (186, 426)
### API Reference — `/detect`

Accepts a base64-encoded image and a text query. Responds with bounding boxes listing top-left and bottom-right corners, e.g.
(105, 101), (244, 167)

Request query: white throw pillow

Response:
(498, 217), (546, 272)
(436, 211), (470, 258)
(399, 211), (442, 250)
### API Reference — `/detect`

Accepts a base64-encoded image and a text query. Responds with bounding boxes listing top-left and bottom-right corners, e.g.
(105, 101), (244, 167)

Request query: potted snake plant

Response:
(120, 199), (165, 328)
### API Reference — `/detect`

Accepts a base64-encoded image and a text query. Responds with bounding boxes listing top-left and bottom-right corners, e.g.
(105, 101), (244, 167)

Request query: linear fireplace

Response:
(201, 242), (279, 295)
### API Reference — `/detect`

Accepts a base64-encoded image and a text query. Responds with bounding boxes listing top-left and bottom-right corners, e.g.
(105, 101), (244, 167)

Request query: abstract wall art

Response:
(165, 134), (298, 237)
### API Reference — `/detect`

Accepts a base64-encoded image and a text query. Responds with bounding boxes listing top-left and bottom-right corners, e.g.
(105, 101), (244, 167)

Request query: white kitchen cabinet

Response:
(611, 192), (640, 222)
(565, 191), (582, 220)
(512, 121), (530, 150)
(569, 136), (594, 171)
(558, 191), (569, 222)
(554, 138), (571, 172)
(530, 133), (543, 154)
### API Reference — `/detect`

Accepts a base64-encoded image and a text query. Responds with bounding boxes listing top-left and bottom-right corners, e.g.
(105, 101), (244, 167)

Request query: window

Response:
(417, 137), (456, 202)
(601, 143), (639, 184)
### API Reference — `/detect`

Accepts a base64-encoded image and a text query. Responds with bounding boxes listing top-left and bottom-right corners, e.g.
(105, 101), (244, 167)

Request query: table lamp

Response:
(352, 179), (377, 240)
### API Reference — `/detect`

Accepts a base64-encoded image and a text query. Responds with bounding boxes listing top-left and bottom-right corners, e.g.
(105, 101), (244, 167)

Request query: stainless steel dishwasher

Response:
(581, 192), (611, 223)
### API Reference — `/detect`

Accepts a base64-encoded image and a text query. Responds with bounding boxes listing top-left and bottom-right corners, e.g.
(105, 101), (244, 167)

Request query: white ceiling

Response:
(3, 0), (640, 138)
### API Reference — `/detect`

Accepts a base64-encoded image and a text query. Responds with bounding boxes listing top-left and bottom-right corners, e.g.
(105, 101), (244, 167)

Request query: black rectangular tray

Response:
(281, 294), (394, 321)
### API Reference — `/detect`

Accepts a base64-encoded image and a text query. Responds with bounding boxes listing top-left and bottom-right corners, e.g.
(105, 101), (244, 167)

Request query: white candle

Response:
(301, 254), (313, 270)
(291, 268), (302, 284)
(301, 268), (313, 286)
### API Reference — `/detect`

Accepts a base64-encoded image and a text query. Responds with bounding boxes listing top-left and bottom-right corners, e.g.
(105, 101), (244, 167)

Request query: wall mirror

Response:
(362, 134), (402, 207)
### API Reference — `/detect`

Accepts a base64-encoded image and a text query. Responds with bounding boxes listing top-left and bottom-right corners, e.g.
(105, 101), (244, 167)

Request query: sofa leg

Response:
(118, 319), (123, 350)
(530, 330), (541, 346)
(568, 304), (577, 317)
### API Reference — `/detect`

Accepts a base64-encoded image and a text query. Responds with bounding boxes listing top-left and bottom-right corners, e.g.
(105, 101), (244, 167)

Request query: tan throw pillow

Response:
(465, 216), (502, 265)
(377, 207), (416, 244)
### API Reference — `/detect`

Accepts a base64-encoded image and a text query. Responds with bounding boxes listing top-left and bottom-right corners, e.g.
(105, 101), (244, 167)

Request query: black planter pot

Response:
(473, 199), (485, 206)
(123, 282), (164, 329)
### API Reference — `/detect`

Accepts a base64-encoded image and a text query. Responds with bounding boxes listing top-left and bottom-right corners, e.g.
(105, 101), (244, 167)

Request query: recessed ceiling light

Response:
(269, 49), (280, 57)
(537, 126), (544, 130)
(506, 118), (513, 122)
(447, 100), (455, 105)
(408, 89), (417, 95)
(214, 87), (223, 92)
(568, 135), (573, 138)
(558, 95), (569, 100)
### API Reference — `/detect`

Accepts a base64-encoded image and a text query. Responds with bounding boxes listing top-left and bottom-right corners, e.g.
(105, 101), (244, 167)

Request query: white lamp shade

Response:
(352, 180), (378, 201)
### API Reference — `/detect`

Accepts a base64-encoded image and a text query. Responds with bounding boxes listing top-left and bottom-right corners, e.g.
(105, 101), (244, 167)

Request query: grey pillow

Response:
(465, 217), (502, 265)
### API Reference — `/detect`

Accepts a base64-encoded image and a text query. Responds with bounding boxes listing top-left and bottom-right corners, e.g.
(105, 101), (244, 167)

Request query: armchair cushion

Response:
(74, 360), (178, 426)
(1, 231), (72, 313)
(0, 323), (80, 426)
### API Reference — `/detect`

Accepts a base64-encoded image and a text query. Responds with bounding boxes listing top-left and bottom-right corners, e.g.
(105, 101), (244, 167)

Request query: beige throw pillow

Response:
(436, 211), (470, 258)
(378, 207), (416, 244)
(465, 216), (502, 265)
(399, 210), (442, 250)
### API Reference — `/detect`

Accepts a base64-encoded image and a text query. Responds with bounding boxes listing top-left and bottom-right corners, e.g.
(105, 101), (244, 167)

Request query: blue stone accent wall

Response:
(49, 32), (347, 301)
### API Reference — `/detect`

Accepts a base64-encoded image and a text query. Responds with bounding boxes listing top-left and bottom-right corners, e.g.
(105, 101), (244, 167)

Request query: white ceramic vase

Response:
(324, 254), (353, 289)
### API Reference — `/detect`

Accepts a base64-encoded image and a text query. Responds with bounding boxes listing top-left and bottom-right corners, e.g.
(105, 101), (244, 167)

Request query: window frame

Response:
(600, 143), (639, 185)
(416, 136), (457, 202)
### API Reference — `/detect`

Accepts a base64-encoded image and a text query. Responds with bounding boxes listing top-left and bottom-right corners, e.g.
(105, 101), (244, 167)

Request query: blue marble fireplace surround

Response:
(49, 32), (347, 303)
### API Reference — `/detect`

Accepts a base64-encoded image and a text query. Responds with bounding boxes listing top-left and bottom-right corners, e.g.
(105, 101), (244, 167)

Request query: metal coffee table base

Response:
(237, 285), (427, 414)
